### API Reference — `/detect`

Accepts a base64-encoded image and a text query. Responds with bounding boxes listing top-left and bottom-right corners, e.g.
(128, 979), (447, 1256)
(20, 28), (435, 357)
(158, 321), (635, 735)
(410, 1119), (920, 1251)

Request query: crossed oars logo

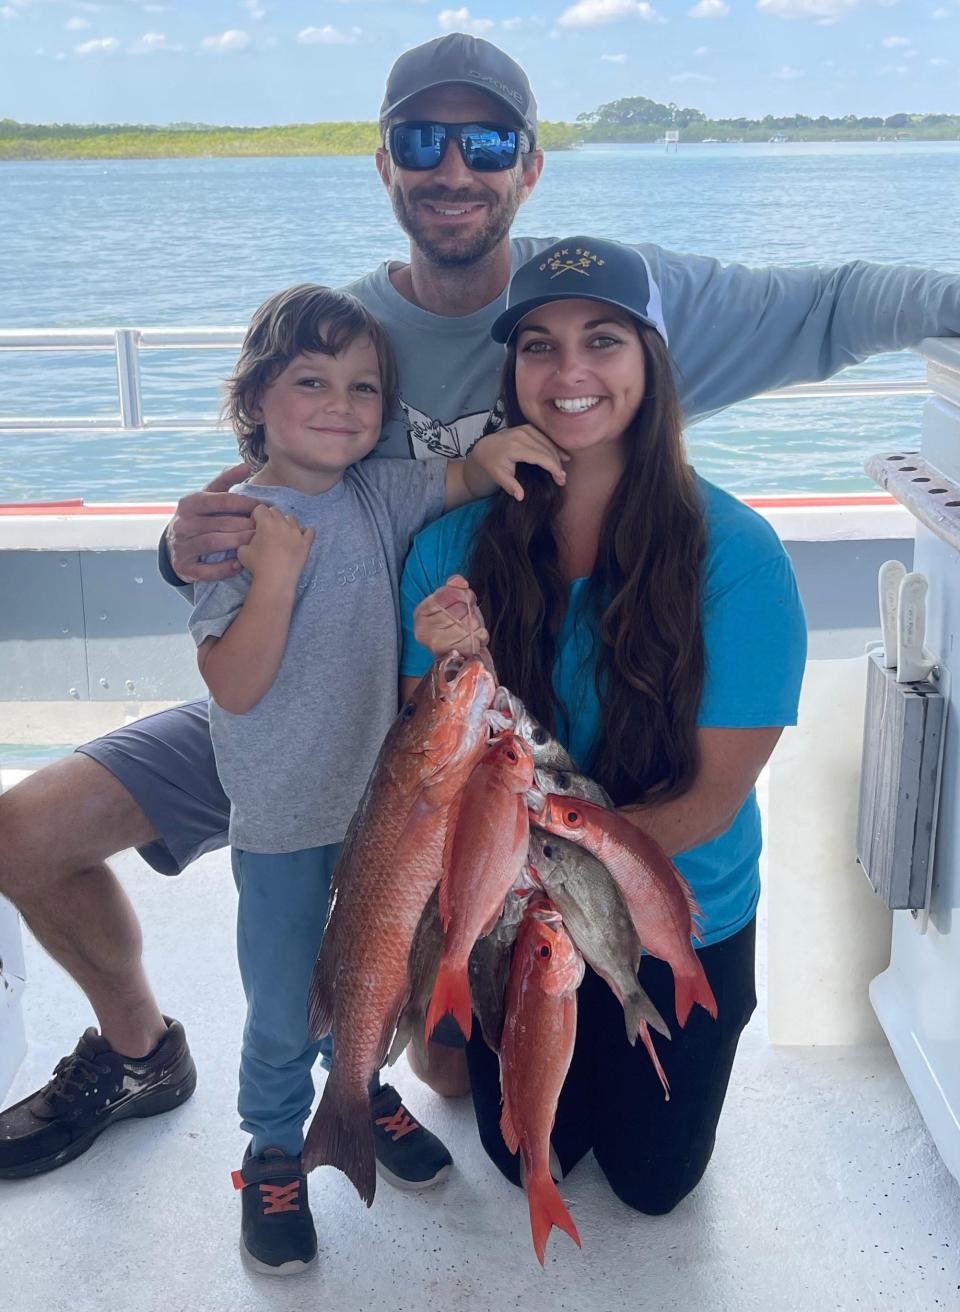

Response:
(538, 247), (607, 279)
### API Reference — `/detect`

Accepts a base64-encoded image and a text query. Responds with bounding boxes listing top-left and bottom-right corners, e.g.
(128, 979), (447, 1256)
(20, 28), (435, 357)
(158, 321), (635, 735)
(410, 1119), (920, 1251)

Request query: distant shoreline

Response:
(2, 119), (959, 161)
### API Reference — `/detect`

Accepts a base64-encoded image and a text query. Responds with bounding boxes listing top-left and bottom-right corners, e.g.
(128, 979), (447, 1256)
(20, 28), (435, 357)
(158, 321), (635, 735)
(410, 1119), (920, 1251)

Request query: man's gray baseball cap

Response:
(379, 33), (537, 140)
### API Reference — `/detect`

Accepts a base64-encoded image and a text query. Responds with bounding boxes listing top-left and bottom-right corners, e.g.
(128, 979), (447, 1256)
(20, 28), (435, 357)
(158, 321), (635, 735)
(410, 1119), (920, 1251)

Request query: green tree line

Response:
(1, 99), (957, 161)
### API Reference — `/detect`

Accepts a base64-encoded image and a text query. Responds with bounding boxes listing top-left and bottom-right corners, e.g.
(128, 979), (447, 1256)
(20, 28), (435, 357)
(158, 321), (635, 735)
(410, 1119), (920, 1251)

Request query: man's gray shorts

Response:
(76, 698), (465, 1048)
(76, 699), (229, 877)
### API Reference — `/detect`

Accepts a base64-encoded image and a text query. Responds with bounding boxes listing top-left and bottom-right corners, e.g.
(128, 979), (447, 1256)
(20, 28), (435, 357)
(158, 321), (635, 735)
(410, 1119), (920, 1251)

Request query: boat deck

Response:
(1, 766), (959, 1311)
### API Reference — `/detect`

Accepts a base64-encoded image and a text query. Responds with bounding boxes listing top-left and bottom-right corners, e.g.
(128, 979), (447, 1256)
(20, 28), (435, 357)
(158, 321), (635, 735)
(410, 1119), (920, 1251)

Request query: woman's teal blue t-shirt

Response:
(399, 476), (807, 947)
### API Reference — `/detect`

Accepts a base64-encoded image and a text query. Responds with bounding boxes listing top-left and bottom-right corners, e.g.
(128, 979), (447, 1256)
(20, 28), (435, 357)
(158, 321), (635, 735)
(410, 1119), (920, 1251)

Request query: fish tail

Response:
(637, 1021), (671, 1101)
(674, 961), (718, 1028)
(622, 986), (671, 1044)
(527, 1167), (581, 1267)
(302, 1081), (376, 1207)
(425, 960), (473, 1042)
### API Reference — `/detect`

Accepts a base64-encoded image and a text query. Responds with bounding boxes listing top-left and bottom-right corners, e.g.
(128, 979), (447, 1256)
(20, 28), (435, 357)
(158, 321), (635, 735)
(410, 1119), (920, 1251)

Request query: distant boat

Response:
(768, 133), (788, 143)
(702, 137), (720, 143)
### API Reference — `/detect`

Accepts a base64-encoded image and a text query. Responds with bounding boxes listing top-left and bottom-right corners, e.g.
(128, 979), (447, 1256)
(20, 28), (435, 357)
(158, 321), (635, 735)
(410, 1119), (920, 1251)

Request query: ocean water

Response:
(1, 141), (958, 503)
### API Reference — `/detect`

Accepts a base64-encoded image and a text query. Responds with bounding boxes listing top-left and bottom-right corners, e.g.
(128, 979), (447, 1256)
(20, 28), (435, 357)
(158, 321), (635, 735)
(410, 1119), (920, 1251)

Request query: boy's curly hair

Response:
(224, 283), (399, 470)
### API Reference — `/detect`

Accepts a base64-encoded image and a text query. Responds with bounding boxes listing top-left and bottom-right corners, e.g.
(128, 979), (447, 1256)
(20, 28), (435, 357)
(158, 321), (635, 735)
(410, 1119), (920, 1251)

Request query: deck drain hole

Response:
(911, 476), (931, 483)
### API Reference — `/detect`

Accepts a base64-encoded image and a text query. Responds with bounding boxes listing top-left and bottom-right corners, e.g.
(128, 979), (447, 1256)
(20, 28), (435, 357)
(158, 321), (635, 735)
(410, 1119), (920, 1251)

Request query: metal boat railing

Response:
(0, 327), (932, 433)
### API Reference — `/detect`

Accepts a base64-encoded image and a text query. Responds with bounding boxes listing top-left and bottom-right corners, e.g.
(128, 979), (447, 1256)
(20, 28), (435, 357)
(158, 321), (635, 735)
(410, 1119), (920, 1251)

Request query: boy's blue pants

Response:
(232, 844), (339, 1157)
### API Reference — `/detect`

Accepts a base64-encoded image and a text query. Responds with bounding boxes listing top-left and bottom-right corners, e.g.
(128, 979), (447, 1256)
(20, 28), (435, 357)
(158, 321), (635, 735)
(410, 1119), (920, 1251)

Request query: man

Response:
(1, 28), (959, 1272)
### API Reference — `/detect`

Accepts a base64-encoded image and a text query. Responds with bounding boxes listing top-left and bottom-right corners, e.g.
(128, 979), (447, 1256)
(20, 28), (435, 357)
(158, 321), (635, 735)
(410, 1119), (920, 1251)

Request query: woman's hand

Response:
(414, 574), (489, 656)
(237, 503), (315, 586)
(443, 423), (569, 510)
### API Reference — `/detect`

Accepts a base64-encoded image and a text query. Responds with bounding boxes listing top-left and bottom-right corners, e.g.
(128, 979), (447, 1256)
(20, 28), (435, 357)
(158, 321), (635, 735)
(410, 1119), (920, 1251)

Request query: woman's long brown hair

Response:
(467, 322), (706, 807)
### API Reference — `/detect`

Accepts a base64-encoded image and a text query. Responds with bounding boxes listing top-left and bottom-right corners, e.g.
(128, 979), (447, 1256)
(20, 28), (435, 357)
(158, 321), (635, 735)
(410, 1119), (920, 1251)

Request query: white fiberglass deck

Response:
(1, 766), (959, 1312)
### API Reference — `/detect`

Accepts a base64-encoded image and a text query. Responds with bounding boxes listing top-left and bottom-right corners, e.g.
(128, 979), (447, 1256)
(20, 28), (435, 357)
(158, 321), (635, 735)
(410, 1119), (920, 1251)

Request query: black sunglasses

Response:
(388, 121), (530, 173)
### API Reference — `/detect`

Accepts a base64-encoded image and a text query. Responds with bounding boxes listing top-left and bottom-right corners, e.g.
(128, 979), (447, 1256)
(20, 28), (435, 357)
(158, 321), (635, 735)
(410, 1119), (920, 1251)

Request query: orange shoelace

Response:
(258, 1180), (301, 1214)
(375, 1106), (418, 1142)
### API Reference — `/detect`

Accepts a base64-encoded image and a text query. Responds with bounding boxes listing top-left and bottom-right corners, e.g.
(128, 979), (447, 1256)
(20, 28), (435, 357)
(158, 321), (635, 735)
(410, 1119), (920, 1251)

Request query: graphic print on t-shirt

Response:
(400, 397), (505, 460)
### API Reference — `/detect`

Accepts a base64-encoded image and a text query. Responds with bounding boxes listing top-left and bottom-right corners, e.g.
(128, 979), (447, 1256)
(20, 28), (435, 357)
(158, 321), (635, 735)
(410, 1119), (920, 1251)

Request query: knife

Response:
(878, 559), (906, 668)
(896, 571), (937, 684)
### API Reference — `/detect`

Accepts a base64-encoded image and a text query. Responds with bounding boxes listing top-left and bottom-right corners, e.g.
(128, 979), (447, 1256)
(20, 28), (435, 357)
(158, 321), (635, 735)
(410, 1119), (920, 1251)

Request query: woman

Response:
(398, 236), (807, 1215)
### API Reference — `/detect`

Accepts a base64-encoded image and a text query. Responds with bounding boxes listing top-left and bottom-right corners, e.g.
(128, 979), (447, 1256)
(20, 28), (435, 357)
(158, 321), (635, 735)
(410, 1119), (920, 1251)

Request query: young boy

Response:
(187, 283), (565, 1276)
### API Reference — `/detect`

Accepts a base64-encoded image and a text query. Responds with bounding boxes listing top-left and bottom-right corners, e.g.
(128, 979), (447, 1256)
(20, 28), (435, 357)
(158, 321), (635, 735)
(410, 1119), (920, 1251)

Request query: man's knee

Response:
(0, 755), (155, 899)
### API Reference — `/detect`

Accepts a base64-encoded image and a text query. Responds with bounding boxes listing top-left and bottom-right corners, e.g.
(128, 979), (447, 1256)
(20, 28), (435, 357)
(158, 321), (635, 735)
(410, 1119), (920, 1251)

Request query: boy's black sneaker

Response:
(0, 1016), (196, 1179)
(370, 1083), (453, 1190)
(233, 1146), (317, 1276)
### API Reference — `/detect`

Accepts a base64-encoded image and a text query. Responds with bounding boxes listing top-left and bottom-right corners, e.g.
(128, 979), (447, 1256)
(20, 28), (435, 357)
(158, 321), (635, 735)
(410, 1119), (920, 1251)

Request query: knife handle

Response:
(896, 572), (936, 684)
(878, 559), (906, 668)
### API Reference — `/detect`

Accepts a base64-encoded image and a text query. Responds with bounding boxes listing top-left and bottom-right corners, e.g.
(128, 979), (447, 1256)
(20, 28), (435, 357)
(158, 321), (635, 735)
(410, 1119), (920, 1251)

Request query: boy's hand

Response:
(237, 504), (315, 585)
(414, 574), (489, 656)
(464, 424), (569, 502)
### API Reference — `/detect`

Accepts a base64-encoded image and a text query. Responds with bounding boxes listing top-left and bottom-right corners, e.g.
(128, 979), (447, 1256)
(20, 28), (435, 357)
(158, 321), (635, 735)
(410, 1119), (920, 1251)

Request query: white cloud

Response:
(75, 36), (120, 54)
(689, 0), (729, 15)
(558, 0), (659, 27)
(881, 33), (911, 45)
(756, 0), (860, 17)
(438, 7), (495, 32)
(297, 24), (361, 43)
(130, 31), (180, 54)
(694, 43), (709, 53)
(1, 5), (18, 16)
(501, 14), (545, 26)
(671, 69), (715, 80)
(879, 62), (908, 73)
(928, 55), (949, 64)
(65, 16), (90, 30)
(242, 0), (265, 18)
(775, 63), (804, 77)
(601, 51), (628, 60)
(200, 29), (251, 52)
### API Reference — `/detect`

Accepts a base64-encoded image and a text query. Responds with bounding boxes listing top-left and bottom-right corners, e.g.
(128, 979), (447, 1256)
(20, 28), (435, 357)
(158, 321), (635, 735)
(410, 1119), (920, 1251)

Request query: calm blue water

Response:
(1, 142), (958, 501)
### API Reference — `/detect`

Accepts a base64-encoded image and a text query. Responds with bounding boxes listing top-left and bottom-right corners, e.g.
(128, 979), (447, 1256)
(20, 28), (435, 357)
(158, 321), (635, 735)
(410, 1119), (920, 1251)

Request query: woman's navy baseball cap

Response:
(491, 237), (668, 347)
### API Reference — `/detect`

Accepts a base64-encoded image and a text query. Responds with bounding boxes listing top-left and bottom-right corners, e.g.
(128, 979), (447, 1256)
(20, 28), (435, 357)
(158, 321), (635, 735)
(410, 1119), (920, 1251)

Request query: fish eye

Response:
(542, 844), (554, 859)
(565, 810), (578, 825)
(555, 773), (569, 789)
(400, 702), (416, 719)
(531, 727), (547, 745)
(506, 749), (517, 762)
(537, 944), (551, 959)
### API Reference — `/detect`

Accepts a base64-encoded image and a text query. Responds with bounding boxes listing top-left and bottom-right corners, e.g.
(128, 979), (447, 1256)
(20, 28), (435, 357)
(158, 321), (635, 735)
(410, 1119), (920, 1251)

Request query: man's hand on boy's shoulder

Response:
(164, 463), (261, 583)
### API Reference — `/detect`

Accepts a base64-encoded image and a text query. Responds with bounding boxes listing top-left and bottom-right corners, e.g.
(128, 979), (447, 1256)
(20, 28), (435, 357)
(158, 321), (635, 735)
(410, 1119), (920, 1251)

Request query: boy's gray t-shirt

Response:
(188, 458), (446, 853)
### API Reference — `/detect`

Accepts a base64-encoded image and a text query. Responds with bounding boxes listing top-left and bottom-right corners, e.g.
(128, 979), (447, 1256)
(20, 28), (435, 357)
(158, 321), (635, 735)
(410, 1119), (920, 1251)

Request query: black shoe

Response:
(370, 1083), (453, 1190)
(0, 1016), (197, 1180)
(233, 1146), (317, 1276)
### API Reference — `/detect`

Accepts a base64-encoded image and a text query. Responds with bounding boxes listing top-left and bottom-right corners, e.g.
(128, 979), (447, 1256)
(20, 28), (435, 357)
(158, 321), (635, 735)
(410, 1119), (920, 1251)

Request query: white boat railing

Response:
(0, 326), (932, 434)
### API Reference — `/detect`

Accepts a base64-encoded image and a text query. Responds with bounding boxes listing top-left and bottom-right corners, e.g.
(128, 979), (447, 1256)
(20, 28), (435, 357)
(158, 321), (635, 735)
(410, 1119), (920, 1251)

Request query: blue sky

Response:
(1, 0), (958, 126)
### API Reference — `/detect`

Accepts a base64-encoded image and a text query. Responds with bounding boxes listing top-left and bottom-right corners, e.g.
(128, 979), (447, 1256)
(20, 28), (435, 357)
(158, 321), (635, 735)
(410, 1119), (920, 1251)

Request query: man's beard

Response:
(389, 177), (522, 268)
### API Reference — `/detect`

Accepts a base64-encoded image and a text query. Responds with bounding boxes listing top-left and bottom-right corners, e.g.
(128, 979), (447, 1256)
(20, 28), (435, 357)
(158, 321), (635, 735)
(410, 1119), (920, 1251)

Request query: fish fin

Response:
(622, 985), (672, 1043)
(386, 1010), (412, 1067)
(527, 1168), (581, 1267)
(306, 948), (335, 1040)
(499, 1092), (520, 1156)
(425, 960), (473, 1043)
(674, 963), (718, 1028)
(672, 865), (707, 940)
(302, 1081), (376, 1207)
(438, 794), (464, 931)
(637, 1021), (671, 1101)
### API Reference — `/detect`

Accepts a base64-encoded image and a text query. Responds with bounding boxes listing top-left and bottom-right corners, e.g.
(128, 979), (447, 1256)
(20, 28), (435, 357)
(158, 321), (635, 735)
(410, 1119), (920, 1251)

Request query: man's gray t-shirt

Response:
(188, 458), (446, 852)
(346, 236), (960, 462)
